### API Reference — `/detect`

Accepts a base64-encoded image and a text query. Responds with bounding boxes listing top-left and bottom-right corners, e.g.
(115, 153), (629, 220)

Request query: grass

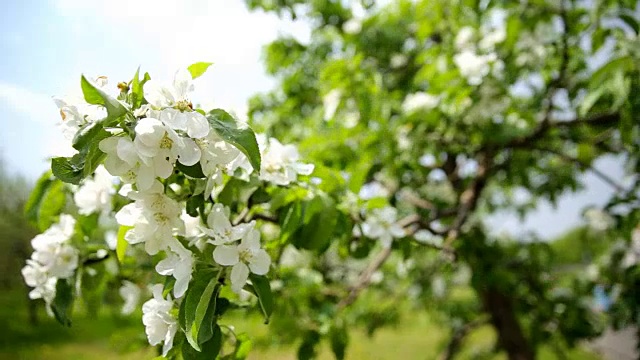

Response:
(0, 289), (602, 360)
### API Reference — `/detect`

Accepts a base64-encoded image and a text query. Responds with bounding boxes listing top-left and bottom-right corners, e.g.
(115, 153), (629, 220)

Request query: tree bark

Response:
(480, 287), (534, 360)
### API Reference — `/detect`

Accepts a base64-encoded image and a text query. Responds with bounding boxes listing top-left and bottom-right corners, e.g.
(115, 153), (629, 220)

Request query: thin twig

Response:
(534, 147), (627, 193)
(336, 246), (392, 311)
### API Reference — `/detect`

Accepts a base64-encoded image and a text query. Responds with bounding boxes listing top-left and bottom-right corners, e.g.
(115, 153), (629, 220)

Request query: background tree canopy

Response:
(1, 0), (639, 360)
(238, 0), (640, 359)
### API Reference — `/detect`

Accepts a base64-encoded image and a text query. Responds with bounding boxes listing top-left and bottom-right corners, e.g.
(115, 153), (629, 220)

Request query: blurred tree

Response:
(242, 0), (640, 359)
(0, 157), (35, 288)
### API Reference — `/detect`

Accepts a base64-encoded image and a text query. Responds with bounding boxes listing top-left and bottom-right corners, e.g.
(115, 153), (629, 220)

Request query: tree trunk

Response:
(480, 287), (534, 360)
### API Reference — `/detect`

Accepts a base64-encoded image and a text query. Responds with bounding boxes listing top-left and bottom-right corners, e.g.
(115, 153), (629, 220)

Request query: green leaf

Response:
(279, 202), (303, 244)
(131, 67), (151, 109)
(82, 141), (107, 178)
(297, 330), (320, 360)
(291, 195), (337, 252)
(72, 122), (111, 151)
(188, 279), (220, 348)
(24, 171), (55, 225)
(579, 88), (604, 117)
(183, 269), (219, 351)
(207, 109), (261, 172)
(188, 62), (214, 79)
(329, 324), (348, 360)
(619, 13), (639, 35)
(80, 75), (128, 119)
(186, 195), (205, 217)
(233, 333), (252, 360)
(177, 162), (206, 178)
(51, 157), (83, 185)
(590, 57), (634, 88)
(37, 180), (66, 232)
(51, 278), (74, 327)
(246, 274), (273, 324)
(116, 225), (132, 263)
(182, 325), (222, 360)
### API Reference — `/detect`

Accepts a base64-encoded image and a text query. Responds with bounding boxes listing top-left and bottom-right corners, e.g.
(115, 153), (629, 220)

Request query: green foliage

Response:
(51, 279), (74, 327)
(246, 274), (274, 324)
(207, 109), (261, 172)
(242, 0), (640, 358)
(187, 62), (214, 80)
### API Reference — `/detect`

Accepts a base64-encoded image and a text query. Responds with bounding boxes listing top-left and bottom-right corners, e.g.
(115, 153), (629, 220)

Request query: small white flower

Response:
(259, 136), (314, 186)
(213, 228), (271, 294)
(100, 136), (156, 191)
(119, 280), (141, 315)
(74, 165), (115, 215)
(142, 284), (178, 356)
(21, 260), (57, 303)
(358, 181), (389, 200)
(454, 50), (496, 85)
(323, 89), (342, 121)
(402, 92), (440, 114)
(134, 117), (202, 169)
(144, 68), (209, 139)
(203, 204), (254, 246)
(584, 208), (614, 232)
(342, 18), (362, 34)
(455, 26), (475, 50)
(390, 54), (408, 69)
(116, 181), (183, 255)
(480, 27), (506, 51)
(361, 206), (406, 248)
(155, 244), (193, 298)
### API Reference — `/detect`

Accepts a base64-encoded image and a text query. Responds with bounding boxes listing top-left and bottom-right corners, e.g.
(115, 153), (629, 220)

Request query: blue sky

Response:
(0, 0), (628, 239)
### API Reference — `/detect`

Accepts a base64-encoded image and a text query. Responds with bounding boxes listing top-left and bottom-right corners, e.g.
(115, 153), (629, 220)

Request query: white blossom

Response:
(119, 280), (141, 315)
(360, 206), (406, 248)
(584, 208), (614, 232)
(323, 89), (342, 121)
(390, 54), (408, 68)
(144, 68), (209, 139)
(100, 136), (157, 191)
(115, 181), (183, 255)
(202, 204), (254, 245)
(455, 26), (475, 50)
(22, 215), (79, 307)
(74, 165), (115, 215)
(212, 228), (271, 294)
(259, 136), (314, 185)
(134, 117), (201, 170)
(342, 18), (362, 34)
(21, 260), (57, 303)
(142, 284), (178, 356)
(402, 92), (440, 114)
(155, 244), (193, 298)
(454, 50), (496, 85)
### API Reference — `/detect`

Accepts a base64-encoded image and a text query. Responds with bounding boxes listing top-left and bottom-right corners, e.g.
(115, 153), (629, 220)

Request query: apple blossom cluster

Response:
(22, 215), (78, 307)
(22, 65), (314, 357)
(453, 10), (506, 85)
(353, 206), (407, 248)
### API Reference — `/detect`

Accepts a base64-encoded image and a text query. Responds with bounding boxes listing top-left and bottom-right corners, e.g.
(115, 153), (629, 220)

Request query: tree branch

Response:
(443, 154), (492, 249)
(336, 246), (392, 311)
(533, 146), (628, 193)
(438, 317), (490, 360)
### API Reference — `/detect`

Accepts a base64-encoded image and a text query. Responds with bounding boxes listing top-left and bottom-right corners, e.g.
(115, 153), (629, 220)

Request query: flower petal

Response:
(213, 245), (239, 266)
(249, 250), (271, 275)
(177, 138), (201, 166)
(230, 262), (250, 294)
(186, 112), (210, 139)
